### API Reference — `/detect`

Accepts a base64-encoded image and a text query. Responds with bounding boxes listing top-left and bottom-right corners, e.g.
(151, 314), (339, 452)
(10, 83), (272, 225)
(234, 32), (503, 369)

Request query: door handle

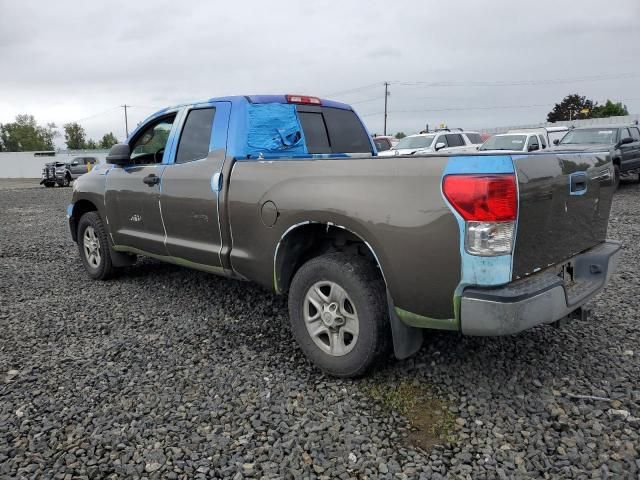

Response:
(143, 174), (160, 186)
(569, 172), (588, 195)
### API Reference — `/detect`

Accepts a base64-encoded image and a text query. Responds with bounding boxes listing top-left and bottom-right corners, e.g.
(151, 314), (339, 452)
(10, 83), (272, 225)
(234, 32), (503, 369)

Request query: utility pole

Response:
(383, 82), (390, 136)
(122, 104), (130, 138)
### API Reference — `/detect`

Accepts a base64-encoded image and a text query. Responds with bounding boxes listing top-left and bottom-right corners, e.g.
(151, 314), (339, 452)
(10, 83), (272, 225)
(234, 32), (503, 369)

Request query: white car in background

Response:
(479, 132), (548, 153)
(378, 129), (482, 156)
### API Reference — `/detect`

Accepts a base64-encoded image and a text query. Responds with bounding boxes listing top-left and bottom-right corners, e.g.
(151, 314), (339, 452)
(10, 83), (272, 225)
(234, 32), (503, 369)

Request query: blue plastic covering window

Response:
(246, 103), (307, 156)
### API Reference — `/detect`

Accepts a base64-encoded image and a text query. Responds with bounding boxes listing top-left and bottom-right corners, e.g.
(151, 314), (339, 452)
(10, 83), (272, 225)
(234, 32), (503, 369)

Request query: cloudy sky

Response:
(1, 0), (639, 146)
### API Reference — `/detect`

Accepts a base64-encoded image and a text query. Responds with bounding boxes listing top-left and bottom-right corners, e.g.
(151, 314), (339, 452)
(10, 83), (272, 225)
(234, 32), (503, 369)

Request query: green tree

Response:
(395, 132), (406, 139)
(99, 132), (118, 149)
(64, 122), (87, 150)
(591, 100), (629, 119)
(547, 94), (596, 122)
(85, 138), (98, 149)
(0, 114), (57, 151)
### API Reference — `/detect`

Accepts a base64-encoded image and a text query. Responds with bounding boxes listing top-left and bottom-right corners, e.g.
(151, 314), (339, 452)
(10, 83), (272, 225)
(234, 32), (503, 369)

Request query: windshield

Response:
(480, 135), (527, 151)
(394, 135), (435, 150)
(559, 128), (616, 145)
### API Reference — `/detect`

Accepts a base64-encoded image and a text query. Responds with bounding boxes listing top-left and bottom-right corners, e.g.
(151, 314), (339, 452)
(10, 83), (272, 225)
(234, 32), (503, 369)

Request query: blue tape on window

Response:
(246, 104), (307, 156)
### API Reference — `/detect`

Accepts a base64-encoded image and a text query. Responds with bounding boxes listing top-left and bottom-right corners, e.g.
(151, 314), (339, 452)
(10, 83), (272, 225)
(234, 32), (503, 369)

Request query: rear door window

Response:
(630, 127), (640, 141)
(175, 108), (215, 164)
(464, 133), (481, 144)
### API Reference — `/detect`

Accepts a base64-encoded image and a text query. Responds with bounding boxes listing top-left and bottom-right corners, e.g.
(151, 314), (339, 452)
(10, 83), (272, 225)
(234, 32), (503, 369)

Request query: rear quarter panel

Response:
(226, 156), (461, 319)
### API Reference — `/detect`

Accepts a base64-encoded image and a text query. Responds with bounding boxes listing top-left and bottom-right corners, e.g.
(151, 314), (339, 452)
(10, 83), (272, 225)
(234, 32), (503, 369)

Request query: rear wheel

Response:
(288, 252), (390, 377)
(77, 212), (115, 280)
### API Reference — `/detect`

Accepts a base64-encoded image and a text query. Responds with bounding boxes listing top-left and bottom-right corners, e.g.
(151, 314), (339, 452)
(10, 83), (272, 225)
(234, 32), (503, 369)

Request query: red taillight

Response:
(286, 94), (321, 105)
(442, 174), (517, 222)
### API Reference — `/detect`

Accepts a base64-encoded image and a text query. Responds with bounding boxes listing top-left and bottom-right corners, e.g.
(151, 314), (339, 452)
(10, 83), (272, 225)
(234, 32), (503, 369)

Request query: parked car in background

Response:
(68, 94), (620, 377)
(40, 161), (67, 187)
(378, 129), (480, 156)
(507, 126), (568, 148)
(479, 132), (547, 153)
(550, 125), (640, 187)
(41, 157), (98, 187)
(372, 135), (396, 152)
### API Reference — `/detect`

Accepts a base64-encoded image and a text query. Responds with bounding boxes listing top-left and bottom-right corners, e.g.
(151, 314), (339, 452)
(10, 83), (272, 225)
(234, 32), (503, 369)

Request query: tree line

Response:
(547, 95), (629, 122)
(0, 115), (119, 152)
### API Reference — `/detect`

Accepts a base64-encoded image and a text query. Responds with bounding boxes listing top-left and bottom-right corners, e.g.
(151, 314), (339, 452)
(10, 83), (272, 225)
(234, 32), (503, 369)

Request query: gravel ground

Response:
(0, 178), (638, 480)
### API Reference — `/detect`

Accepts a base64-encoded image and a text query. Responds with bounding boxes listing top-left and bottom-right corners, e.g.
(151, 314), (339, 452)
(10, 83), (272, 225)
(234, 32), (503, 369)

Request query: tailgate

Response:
(512, 152), (614, 279)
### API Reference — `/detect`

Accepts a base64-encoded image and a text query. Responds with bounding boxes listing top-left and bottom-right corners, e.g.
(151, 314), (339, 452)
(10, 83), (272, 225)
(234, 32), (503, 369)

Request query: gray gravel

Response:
(1, 178), (638, 479)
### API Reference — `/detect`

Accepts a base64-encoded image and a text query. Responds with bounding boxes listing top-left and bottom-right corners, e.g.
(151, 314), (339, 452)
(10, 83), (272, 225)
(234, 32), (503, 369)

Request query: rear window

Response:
(298, 107), (372, 154)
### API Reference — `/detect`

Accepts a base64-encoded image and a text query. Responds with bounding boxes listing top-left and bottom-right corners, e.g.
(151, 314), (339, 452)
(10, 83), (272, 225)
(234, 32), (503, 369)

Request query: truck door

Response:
(105, 112), (179, 256)
(630, 127), (640, 169)
(159, 102), (231, 269)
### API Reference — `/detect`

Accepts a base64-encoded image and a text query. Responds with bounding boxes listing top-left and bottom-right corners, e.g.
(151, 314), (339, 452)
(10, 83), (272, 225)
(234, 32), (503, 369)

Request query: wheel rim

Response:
(83, 226), (101, 268)
(303, 281), (359, 356)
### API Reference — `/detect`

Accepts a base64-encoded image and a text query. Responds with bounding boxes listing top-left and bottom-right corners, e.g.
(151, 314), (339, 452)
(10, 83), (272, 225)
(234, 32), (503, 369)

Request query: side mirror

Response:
(617, 137), (634, 147)
(528, 144), (540, 152)
(553, 139), (560, 145)
(435, 142), (446, 151)
(106, 143), (131, 165)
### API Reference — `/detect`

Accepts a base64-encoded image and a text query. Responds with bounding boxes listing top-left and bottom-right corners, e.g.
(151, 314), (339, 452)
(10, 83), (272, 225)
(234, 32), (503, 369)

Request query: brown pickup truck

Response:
(67, 94), (621, 377)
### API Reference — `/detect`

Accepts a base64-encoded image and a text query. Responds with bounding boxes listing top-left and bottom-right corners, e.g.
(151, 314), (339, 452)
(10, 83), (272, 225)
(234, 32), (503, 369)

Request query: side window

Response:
(175, 108), (216, 164)
(528, 135), (539, 150)
(630, 127), (640, 141)
(436, 134), (448, 147)
(445, 134), (464, 147)
(539, 134), (547, 149)
(465, 133), (481, 144)
(130, 115), (176, 164)
(619, 128), (631, 141)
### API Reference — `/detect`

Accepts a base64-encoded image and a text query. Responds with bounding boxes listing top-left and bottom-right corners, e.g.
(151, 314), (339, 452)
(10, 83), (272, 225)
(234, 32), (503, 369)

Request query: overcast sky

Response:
(1, 0), (639, 146)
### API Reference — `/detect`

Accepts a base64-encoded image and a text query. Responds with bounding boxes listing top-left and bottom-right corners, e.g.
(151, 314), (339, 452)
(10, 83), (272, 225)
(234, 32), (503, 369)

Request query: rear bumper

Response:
(460, 240), (621, 336)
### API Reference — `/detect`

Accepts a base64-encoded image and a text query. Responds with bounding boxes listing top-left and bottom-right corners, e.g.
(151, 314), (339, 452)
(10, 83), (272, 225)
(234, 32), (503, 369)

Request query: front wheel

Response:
(288, 252), (390, 377)
(62, 175), (70, 187)
(77, 212), (115, 280)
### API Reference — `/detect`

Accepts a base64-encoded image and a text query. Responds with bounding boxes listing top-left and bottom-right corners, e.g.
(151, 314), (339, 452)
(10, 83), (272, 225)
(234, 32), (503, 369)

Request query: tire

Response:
(613, 164), (620, 190)
(77, 212), (115, 280)
(288, 252), (390, 377)
(63, 175), (70, 187)
(44, 182), (54, 188)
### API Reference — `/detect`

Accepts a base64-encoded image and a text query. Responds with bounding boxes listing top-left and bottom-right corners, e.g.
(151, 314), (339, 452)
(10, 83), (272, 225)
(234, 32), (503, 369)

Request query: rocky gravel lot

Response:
(0, 178), (638, 479)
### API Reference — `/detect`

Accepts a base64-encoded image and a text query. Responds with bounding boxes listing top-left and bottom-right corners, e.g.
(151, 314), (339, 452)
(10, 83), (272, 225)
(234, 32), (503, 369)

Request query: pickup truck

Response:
(41, 156), (97, 187)
(378, 129), (481, 157)
(550, 124), (640, 188)
(67, 94), (621, 377)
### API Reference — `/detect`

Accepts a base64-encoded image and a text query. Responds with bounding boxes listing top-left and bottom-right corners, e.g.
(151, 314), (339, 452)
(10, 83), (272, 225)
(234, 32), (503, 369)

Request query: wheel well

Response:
(70, 200), (98, 242)
(274, 223), (384, 294)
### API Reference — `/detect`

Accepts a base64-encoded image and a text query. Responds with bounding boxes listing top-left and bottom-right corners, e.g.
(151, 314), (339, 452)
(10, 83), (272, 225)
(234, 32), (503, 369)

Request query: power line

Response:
(391, 72), (640, 88)
(322, 83), (382, 98)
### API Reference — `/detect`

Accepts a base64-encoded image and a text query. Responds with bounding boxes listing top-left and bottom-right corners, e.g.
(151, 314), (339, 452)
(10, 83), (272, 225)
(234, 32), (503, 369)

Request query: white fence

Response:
(0, 151), (109, 178)
(480, 114), (640, 135)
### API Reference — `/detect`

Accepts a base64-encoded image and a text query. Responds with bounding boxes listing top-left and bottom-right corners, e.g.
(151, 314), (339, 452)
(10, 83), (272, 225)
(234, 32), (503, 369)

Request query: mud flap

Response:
(109, 244), (137, 267)
(387, 290), (423, 359)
